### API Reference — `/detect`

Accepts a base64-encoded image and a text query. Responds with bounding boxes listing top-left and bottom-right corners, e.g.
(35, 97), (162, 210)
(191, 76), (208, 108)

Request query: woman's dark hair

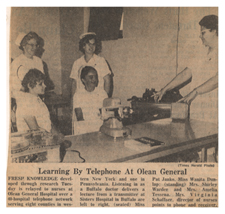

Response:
(22, 69), (45, 92)
(19, 31), (39, 51)
(80, 66), (98, 85)
(35, 36), (45, 58)
(79, 34), (102, 54)
(199, 15), (218, 36)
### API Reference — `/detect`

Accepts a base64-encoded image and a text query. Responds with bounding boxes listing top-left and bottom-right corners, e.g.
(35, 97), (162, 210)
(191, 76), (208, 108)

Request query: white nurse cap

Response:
(17, 65), (29, 81)
(79, 32), (96, 40)
(15, 32), (27, 46)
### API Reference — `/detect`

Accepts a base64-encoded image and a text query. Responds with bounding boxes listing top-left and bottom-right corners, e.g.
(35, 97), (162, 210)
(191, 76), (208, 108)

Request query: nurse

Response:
(154, 15), (218, 124)
(16, 68), (51, 133)
(70, 32), (112, 98)
(73, 66), (108, 135)
(11, 32), (44, 94)
(16, 68), (63, 140)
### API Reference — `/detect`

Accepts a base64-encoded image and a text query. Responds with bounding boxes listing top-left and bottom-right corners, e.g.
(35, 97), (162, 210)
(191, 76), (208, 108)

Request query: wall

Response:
(101, 7), (179, 105)
(10, 7), (62, 94)
(101, 7), (218, 105)
(59, 7), (84, 99)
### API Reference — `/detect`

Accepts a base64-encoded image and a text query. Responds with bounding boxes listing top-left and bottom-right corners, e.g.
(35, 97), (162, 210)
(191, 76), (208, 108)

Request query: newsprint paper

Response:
(7, 7), (219, 208)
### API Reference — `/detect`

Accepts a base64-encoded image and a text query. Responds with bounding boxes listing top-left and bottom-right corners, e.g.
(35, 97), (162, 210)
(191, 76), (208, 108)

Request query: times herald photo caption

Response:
(7, 7), (218, 207)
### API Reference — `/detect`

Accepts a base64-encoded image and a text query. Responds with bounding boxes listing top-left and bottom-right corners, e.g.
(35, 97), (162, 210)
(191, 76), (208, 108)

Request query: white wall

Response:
(101, 7), (179, 105)
(101, 7), (218, 105)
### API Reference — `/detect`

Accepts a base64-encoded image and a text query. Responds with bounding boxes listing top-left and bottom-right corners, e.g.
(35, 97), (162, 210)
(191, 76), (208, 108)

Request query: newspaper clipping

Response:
(7, 7), (218, 208)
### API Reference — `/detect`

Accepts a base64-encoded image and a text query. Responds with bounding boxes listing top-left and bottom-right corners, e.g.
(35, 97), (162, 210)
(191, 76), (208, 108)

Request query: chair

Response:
(11, 98), (17, 133)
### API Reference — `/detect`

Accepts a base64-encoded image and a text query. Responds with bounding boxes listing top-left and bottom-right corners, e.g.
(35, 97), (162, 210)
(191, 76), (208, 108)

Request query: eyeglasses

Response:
(38, 81), (45, 86)
(26, 43), (39, 48)
(87, 42), (96, 46)
(201, 31), (206, 36)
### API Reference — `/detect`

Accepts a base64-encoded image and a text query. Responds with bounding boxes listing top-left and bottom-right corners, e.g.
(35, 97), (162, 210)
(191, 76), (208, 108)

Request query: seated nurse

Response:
(16, 68), (62, 137)
(73, 66), (108, 135)
(15, 68), (74, 162)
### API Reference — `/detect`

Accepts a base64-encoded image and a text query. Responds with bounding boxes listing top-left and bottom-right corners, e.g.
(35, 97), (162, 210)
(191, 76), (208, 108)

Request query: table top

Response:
(65, 118), (218, 163)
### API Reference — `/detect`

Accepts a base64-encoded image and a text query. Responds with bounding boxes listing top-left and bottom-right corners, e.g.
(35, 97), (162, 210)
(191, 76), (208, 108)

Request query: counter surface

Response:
(65, 118), (218, 163)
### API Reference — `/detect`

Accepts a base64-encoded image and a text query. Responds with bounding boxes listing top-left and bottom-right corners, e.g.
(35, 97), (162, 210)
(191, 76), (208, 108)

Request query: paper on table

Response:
(124, 138), (152, 152)
(124, 137), (165, 152)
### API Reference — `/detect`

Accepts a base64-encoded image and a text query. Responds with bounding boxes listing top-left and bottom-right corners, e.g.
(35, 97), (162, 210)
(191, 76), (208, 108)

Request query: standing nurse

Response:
(154, 15), (218, 124)
(70, 32), (112, 98)
(11, 32), (44, 95)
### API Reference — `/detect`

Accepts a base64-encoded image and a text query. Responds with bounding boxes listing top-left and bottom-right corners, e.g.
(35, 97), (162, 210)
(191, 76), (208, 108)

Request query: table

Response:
(65, 118), (218, 163)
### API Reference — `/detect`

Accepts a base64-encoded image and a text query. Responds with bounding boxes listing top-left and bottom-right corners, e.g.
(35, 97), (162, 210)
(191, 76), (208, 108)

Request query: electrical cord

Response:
(70, 150), (86, 163)
(60, 140), (85, 163)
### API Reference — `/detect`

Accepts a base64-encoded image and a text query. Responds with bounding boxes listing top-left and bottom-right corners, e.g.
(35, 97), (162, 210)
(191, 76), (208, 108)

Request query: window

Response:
(88, 7), (123, 41)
